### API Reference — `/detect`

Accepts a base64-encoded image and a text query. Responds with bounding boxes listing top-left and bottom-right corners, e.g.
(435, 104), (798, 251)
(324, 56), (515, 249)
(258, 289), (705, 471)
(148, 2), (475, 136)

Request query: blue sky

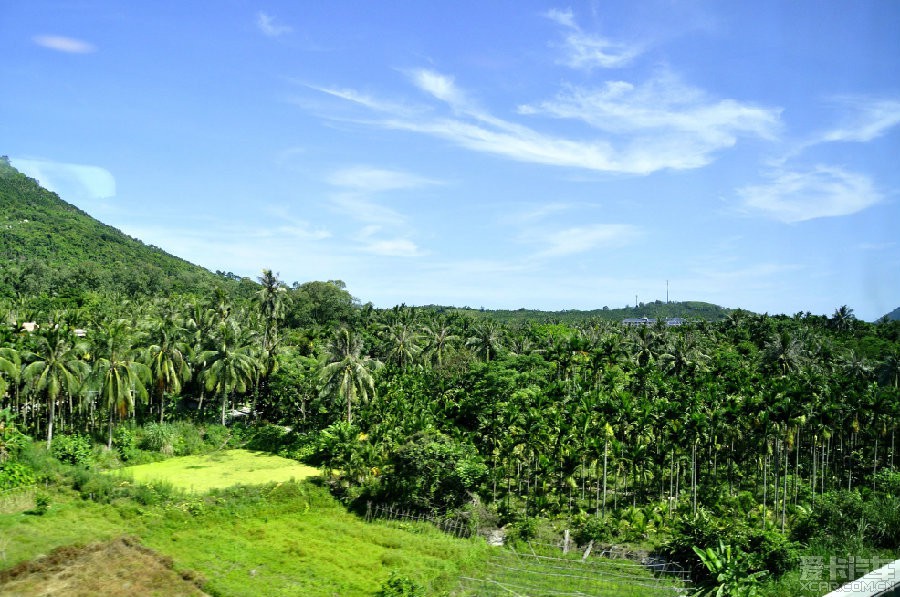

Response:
(3, 1), (899, 320)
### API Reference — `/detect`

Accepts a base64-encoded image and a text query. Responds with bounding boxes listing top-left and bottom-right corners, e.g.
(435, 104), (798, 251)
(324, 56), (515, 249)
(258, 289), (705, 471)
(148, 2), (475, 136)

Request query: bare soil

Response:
(0, 536), (208, 597)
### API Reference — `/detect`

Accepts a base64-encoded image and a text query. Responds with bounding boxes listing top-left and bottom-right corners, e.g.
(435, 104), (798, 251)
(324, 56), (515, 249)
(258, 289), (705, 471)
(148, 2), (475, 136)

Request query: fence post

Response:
(563, 529), (570, 554)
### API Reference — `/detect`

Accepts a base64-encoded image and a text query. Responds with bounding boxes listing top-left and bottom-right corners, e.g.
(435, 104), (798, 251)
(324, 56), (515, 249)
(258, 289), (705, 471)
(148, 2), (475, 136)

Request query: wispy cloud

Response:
(737, 166), (882, 223)
(12, 158), (115, 201)
(256, 12), (292, 38)
(362, 238), (424, 257)
(533, 223), (641, 258)
(311, 68), (779, 175)
(544, 8), (641, 69)
(327, 165), (439, 193)
(819, 97), (900, 143)
(518, 72), (781, 170)
(33, 35), (96, 53)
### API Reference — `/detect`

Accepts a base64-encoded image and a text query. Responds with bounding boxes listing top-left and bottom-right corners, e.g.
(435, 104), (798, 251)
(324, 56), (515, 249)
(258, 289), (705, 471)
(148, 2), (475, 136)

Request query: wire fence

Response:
(365, 501), (693, 596)
(364, 502), (475, 538)
(456, 543), (692, 596)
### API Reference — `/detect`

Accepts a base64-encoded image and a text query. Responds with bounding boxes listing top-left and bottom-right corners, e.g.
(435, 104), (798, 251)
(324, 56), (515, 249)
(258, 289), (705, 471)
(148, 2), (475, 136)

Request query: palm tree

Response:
(830, 305), (856, 333)
(0, 347), (20, 411)
(91, 319), (151, 447)
(466, 321), (503, 363)
(421, 321), (458, 368)
(197, 318), (259, 425)
(381, 321), (422, 370)
(23, 327), (89, 447)
(145, 320), (191, 423)
(319, 327), (382, 424)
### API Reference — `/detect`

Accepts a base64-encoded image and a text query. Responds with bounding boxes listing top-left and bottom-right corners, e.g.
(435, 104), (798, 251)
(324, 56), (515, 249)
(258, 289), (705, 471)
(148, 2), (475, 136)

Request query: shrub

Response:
(0, 410), (30, 462)
(172, 422), (204, 455)
(508, 517), (538, 542)
(202, 424), (230, 449)
(244, 424), (289, 452)
(377, 571), (424, 597)
(573, 513), (612, 546)
(113, 425), (138, 462)
(140, 423), (177, 454)
(50, 434), (94, 466)
(0, 460), (36, 490)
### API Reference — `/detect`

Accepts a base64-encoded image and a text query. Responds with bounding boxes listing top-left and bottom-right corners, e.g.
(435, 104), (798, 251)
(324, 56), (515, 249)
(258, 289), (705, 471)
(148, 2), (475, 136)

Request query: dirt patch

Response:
(0, 535), (208, 596)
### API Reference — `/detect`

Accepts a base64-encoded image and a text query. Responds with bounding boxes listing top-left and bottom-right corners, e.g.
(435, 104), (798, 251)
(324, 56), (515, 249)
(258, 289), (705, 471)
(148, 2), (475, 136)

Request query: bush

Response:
(50, 434), (94, 466)
(244, 424), (289, 452)
(377, 571), (425, 597)
(172, 422), (204, 455)
(573, 514), (612, 546)
(113, 425), (138, 462)
(202, 424), (230, 449)
(0, 460), (36, 490)
(508, 517), (538, 542)
(791, 490), (867, 548)
(140, 423), (177, 454)
(0, 410), (30, 462)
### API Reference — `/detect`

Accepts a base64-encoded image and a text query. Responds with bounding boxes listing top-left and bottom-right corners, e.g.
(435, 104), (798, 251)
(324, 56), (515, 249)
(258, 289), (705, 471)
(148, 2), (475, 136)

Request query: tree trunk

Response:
(601, 439), (608, 517)
(45, 393), (56, 449)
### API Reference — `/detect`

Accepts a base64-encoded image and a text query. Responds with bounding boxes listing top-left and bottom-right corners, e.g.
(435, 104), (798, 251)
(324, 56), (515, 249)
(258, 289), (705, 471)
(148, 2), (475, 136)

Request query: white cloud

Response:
(409, 69), (467, 105)
(33, 35), (96, 53)
(819, 97), (900, 143)
(12, 158), (115, 202)
(518, 73), (781, 167)
(312, 70), (779, 175)
(256, 12), (292, 37)
(534, 224), (641, 258)
(544, 8), (641, 69)
(737, 166), (882, 223)
(327, 166), (439, 192)
(362, 238), (423, 257)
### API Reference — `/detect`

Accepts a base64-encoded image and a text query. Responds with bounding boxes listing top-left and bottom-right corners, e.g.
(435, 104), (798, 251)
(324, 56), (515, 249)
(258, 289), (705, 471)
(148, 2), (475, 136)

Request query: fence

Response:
(364, 501), (693, 596)
(365, 502), (474, 538)
(456, 543), (692, 596)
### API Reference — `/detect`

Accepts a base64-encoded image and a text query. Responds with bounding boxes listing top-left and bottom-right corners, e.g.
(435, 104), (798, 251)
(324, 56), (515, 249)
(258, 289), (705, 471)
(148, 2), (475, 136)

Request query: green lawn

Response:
(114, 449), (319, 492)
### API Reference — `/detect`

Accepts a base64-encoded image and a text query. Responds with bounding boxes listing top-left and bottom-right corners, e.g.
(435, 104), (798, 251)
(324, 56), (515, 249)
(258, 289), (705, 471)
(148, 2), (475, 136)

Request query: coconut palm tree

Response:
(319, 327), (382, 424)
(145, 319), (191, 423)
(91, 319), (151, 447)
(23, 327), (89, 447)
(197, 318), (259, 425)
(0, 347), (20, 411)
(466, 321), (503, 363)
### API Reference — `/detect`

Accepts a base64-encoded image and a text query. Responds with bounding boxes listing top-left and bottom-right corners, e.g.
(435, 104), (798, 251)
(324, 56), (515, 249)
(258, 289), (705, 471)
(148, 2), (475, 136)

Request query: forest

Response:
(2, 270), (899, 594)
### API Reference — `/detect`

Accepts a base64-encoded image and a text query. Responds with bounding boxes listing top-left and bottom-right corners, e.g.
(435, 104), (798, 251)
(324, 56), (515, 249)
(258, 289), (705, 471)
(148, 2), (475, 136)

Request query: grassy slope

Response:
(0, 481), (488, 596)
(1, 450), (492, 596)
(114, 449), (319, 493)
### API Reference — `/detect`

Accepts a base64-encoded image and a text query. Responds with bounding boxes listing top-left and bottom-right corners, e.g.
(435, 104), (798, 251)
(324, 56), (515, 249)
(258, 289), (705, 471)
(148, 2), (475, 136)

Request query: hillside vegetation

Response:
(0, 157), (242, 303)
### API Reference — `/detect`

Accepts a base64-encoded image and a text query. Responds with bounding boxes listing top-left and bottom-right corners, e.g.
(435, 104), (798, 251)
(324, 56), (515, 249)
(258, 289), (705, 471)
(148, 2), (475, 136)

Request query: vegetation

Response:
(1, 163), (899, 594)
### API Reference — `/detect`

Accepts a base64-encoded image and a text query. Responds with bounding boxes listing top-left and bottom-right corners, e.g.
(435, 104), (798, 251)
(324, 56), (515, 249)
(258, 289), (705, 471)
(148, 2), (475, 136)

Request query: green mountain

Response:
(424, 300), (734, 324)
(883, 306), (900, 321)
(0, 156), (236, 302)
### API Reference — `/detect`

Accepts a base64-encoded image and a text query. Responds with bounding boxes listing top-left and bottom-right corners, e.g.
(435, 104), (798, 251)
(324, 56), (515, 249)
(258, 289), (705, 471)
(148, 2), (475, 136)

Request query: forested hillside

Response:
(0, 157), (241, 303)
(437, 300), (732, 324)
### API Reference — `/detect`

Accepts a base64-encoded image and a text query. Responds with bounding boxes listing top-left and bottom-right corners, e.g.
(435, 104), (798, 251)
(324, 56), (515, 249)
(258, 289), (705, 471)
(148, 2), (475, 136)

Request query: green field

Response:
(0, 481), (488, 595)
(114, 449), (320, 492)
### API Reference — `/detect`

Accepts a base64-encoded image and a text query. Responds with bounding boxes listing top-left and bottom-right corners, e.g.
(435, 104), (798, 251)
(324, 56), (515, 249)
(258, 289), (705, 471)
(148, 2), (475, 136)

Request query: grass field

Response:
(455, 543), (688, 596)
(114, 449), (320, 492)
(1, 450), (489, 596)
